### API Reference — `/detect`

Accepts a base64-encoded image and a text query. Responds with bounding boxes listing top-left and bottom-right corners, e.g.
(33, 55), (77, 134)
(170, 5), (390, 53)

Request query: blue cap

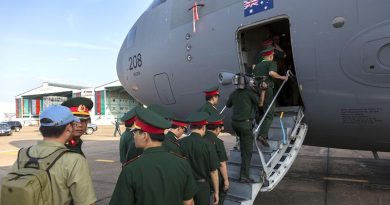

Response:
(40, 105), (80, 127)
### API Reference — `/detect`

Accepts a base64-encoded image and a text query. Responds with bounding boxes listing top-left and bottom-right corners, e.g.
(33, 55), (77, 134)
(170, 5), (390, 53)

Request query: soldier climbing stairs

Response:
(224, 106), (308, 205)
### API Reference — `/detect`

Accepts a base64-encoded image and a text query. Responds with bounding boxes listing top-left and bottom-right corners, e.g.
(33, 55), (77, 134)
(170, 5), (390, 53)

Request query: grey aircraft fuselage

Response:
(117, 0), (390, 151)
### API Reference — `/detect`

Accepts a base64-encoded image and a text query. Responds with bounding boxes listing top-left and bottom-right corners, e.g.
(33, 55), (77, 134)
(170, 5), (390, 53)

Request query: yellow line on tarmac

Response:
(95, 159), (115, 163)
(0, 151), (18, 155)
(323, 177), (369, 183)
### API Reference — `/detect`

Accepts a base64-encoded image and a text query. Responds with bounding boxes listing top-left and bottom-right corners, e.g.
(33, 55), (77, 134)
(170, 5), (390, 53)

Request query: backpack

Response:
(1, 146), (70, 205)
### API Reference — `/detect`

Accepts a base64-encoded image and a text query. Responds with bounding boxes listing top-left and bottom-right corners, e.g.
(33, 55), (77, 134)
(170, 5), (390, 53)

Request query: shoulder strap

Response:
(17, 147), (31, 169)
(40, 148), (72, 171)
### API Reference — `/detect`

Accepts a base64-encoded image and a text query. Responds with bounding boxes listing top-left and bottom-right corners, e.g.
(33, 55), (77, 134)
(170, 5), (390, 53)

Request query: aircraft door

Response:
(153, 73), (176, 105)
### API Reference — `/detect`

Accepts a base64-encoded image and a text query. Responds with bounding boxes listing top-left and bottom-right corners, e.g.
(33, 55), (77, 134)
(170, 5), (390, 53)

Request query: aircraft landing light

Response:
(323, 177), (369, 183)
(95, 159), (116, 163)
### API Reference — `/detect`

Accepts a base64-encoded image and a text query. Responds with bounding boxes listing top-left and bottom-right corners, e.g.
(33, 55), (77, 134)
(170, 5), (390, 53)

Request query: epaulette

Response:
(204, 137), (216, 145)
(167, 138), (181, 147)
(122, 155), (141, 167)
(169, 151), (187, 160)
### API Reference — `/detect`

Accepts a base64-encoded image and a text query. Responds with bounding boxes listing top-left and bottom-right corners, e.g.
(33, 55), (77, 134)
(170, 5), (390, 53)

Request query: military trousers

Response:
(194, 181), (210, 205)
(232, 121), (254, 179)
(259, 87), (275, 138)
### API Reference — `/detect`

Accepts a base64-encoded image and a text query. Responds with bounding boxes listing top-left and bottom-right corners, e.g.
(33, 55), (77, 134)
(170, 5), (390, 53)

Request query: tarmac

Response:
(1, 126), (390, 205)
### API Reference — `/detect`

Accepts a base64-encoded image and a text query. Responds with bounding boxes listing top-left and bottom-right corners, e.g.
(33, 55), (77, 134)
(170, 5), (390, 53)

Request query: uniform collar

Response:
(38, 140), (67, 148)
(166, 131), (179, 140)
(205, 130), (217, 138)
(143, 146), (165, 154)
(190, 132), (203, 138)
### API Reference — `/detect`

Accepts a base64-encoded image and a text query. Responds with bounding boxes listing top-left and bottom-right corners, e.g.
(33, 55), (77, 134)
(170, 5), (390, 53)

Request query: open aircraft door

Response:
(223, 18), (308, 205)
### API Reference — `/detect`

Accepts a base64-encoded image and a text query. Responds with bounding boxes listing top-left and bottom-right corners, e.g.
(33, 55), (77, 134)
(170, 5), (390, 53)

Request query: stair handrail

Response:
(253, 71), (290, 178)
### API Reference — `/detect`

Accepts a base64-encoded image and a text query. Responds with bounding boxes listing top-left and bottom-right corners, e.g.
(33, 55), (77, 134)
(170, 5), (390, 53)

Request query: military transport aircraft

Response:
(116, 0), (390, 204)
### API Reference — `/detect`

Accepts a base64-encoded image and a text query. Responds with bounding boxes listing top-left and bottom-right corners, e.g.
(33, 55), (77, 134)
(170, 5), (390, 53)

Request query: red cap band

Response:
(263, 39), (273, 46)
(134, 118), (165, 134)
(190, 120), (208, 126)
(208, 120), (224, 125)
(205, 90), (219, 96)
(261, 51), (274, 57)
(125, 117), (136, 124)
(172, 120), (188, 127)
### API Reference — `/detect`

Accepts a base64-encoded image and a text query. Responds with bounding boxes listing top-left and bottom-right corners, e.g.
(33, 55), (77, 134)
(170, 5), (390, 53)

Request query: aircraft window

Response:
(148, 0), (167, 10)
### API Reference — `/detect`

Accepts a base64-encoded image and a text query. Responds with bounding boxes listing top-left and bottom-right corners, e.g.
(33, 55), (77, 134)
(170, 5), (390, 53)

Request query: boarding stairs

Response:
(223, 77), (308, 205)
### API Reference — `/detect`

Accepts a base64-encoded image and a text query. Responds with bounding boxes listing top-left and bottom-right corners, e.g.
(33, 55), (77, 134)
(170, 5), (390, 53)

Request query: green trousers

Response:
(259, 87), (275, 138)
(232, 121), (254, 179)
(194, 181), (210, 205)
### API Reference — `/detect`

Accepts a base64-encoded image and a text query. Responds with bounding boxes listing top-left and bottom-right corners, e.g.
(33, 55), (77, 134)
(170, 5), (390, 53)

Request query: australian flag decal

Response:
(244, 0), (274, 17)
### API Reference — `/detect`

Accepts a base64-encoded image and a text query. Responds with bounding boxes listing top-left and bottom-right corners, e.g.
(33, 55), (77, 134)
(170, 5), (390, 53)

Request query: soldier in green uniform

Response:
(198, 86), (220, 115)
(204, 114), (229, 205)
(226, 75), (259, 183)
(110, 107), (198, 205)
(253, 47), (288, 146)
(179, 112), (220, 205)
(147, 104), (186, 155)
(119, 107), (143, 165)
(62, 97), (93, 157)
(163, 117), (188, 155)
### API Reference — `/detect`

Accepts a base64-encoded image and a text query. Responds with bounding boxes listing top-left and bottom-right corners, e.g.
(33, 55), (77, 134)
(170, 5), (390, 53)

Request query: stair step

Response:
(227, 162), (263, 182)
(274, 106), (301, 113)
(270, 116), (296, 128)
(253, 139), (281, 152)
(268, 127), (292, 141)
(228, 178), (257, 199)
(229, 149), (271, 167)
(224, 194), (250, 205)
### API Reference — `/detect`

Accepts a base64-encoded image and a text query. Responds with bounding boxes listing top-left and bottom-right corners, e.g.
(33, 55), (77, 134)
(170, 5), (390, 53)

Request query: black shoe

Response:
(239, 177), (255, 183)
(257, 136), (270, 147)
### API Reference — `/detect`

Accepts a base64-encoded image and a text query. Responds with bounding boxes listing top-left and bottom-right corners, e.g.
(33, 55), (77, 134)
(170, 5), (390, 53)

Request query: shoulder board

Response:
(204, 137), (216, 145)
(167, 138), (181, 147)
(123, 155), (141, 167)
(169, 151), (187, 160)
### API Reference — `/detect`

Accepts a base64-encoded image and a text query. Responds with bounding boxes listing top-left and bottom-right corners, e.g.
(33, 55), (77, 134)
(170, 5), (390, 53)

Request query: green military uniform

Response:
(226, 88), (258, 180)
(119, 108), (143, 164)
(253, 57), (278, 139)
(204, 130), (228, 205)
(110, 147), (198, 205)
(163, 131), (183, 156)
(110, 106), (198, 205)
(119, 128), (143, 164)
(198, 102), (219, 115)
(62, 97), (94, 156)
(179, 112), (220, 205)
(66, 139), (85, 157)
(198, 85), (220, 115)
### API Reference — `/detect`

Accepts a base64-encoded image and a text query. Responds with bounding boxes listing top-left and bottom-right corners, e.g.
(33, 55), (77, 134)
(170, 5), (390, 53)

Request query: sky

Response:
(0, 0), (153, 112)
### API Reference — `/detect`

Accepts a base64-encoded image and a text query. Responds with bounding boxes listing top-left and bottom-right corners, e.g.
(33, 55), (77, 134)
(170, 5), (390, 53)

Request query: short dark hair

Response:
(125, 122), (134, 128)
(190, 125), (204, 130)
(205, 95), (213, 101)
(149, 133), (165, 142)
(206, 124), (223, 131)
(39, 124), (68, 138)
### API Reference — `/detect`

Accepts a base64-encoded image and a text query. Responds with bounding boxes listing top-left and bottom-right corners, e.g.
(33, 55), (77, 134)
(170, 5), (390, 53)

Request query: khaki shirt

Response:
(12, 141), (96, 205)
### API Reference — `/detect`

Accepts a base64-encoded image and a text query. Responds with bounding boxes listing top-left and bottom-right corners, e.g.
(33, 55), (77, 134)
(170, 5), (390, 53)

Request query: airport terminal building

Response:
(15, 81), (138, 125)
